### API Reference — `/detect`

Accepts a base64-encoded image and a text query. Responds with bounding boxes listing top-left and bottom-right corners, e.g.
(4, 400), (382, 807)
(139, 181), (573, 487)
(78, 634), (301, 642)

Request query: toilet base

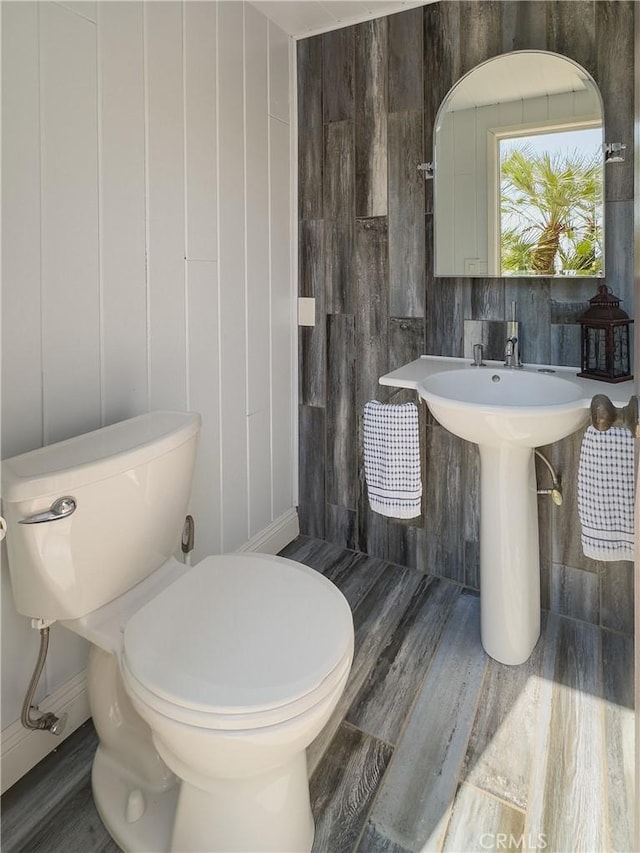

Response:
(94, 741), (315, 853)
(92, 746), (179, 853)
(167, 748), (315, 853)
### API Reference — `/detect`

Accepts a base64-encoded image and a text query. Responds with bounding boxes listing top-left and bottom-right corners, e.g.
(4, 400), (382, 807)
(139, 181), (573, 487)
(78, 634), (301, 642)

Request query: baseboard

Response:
(236, 507), (300, 556)
(1, 670), (91, 794)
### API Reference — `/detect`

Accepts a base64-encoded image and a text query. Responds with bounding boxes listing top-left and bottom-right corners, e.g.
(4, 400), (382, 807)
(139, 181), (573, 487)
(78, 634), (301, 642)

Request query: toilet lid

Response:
(123, 553), (353, 716)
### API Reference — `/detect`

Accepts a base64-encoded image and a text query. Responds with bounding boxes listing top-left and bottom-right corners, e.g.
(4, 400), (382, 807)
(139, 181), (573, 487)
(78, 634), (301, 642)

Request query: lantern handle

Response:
(590, 394), (639, 436)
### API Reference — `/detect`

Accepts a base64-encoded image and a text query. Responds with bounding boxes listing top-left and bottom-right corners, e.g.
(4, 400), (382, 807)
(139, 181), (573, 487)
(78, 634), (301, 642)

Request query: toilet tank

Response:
(1, 412), (201, 622)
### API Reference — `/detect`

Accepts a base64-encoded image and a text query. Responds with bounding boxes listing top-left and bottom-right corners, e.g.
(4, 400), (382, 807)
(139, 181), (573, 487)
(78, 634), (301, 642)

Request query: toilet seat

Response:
(121, 647), (353, 731)
(122, 553), (354, 730)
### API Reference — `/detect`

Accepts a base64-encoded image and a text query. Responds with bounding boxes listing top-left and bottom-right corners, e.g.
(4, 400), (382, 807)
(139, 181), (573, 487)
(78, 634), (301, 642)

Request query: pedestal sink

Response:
(417, 368), (589, 665)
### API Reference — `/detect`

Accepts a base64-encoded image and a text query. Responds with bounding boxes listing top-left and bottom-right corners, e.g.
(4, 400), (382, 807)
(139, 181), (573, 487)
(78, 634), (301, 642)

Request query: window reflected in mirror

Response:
(499, 127), (603, 277)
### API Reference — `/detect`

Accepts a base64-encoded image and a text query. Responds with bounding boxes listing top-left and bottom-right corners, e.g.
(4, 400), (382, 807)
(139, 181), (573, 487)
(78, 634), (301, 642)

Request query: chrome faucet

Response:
(504, 335), (521, 368)
(504, 301), (523, 368)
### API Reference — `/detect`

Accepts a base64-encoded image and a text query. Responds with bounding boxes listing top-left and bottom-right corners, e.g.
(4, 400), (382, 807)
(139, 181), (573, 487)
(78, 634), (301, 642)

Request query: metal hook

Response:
(417, 162), (434, 179)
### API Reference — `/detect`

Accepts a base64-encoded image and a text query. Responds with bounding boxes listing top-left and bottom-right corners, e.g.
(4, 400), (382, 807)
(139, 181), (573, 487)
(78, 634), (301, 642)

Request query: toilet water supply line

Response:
(0, 512), (67, 735)
(21, 625), (67, 735)
(18, 514), (195, 733)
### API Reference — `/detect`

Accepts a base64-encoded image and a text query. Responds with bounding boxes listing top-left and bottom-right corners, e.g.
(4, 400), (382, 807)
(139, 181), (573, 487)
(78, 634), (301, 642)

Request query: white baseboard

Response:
(1, 508), (300, 794)
(1, 669), (91, 794)
(236, 507), (300, 556)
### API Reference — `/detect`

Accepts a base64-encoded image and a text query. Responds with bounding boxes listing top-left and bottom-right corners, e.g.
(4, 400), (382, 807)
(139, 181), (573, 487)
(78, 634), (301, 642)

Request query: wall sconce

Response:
(604, 142), (626, 163)
(578, 284), (633, 383)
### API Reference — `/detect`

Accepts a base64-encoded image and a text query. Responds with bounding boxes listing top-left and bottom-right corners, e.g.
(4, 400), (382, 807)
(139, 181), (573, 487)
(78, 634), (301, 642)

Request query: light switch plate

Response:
(298, 297), (316, 326)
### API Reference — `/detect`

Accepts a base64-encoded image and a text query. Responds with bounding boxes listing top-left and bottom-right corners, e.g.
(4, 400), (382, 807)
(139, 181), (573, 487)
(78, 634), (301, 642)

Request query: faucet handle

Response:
(471, 343), (485, 367)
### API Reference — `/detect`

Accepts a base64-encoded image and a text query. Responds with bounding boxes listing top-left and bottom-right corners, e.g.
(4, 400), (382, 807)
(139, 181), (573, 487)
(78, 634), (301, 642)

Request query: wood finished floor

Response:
(2, 536), (634, 853)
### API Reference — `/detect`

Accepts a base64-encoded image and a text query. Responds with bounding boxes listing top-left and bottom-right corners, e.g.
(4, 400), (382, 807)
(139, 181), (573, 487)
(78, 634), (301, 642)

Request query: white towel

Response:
(577, 425), (634, 561)
(363, 400), (422, 519)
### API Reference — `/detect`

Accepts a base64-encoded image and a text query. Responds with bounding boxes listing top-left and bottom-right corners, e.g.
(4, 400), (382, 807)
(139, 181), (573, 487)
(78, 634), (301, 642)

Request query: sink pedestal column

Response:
(478, 445), (540, 666)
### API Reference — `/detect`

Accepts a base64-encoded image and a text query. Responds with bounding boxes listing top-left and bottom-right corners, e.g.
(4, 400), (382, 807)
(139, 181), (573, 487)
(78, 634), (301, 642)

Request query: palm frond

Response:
(500, 140), (603, 276)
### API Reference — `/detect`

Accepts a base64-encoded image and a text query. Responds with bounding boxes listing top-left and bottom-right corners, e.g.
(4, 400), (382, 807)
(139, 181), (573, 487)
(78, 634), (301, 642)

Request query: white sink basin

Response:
(417, 368), (589, 447)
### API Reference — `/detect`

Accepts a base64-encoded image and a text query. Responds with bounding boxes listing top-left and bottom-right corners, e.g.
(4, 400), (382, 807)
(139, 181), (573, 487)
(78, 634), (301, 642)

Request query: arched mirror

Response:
(434, 51), (605, 278)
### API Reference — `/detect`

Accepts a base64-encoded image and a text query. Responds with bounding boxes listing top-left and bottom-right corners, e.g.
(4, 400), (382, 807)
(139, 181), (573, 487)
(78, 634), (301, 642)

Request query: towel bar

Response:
(590, 394), (639, 436)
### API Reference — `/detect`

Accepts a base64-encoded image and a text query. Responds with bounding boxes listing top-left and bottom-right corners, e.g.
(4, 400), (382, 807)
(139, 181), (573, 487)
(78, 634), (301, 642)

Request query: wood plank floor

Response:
(2, 536), (633, 853)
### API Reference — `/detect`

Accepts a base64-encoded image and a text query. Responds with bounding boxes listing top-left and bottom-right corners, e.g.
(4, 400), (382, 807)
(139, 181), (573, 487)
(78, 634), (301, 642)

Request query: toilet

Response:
(1, 412), (354, 853)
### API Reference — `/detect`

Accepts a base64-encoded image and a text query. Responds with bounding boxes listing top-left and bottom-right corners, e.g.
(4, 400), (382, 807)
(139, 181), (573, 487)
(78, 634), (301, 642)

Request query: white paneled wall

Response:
(218, 2), (249, 551)
(98, 2), (148, 424)
(40, 2), (102, 445)
(1, 0), (294, 755)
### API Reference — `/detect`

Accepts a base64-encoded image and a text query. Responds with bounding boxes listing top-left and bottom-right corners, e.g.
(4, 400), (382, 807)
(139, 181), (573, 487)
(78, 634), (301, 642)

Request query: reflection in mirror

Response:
(434, 51), (605, 278)
(500, 128), (602, 276)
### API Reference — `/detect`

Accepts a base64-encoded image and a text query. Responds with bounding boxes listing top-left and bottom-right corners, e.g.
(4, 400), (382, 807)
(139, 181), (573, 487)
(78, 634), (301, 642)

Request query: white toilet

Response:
(2, 412), (354, 853)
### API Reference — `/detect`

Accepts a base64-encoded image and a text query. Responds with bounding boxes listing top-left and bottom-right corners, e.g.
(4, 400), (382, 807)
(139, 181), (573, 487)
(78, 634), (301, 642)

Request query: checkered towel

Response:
(577, 425), (634, 561)
(363, 401), (422, 519)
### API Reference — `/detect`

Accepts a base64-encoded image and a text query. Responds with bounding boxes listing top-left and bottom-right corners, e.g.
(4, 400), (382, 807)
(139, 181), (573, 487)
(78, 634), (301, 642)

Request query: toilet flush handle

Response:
(19, 496), (77, 524)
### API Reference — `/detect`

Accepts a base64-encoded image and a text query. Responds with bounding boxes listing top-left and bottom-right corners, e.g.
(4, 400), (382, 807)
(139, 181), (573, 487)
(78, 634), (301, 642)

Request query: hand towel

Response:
(577, 425), (634, 561)
(363, 400), (422, 519)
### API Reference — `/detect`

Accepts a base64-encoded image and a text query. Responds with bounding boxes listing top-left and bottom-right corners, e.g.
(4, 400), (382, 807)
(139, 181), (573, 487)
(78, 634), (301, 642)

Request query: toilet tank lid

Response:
(2, 412), (201, 502)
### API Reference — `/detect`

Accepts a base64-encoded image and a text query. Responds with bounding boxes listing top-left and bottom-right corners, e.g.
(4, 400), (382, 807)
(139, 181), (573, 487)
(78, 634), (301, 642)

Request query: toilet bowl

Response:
(1, 412), (354, 852)
(78, 552), (353, 853)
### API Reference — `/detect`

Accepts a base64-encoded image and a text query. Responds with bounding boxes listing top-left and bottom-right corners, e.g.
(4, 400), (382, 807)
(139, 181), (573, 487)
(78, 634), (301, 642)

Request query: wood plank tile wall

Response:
(297, 0), (635, 632)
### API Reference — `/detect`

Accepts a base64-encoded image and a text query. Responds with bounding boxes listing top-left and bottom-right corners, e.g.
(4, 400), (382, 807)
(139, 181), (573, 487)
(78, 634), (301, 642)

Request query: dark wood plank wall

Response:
(297, 0), (635, 633)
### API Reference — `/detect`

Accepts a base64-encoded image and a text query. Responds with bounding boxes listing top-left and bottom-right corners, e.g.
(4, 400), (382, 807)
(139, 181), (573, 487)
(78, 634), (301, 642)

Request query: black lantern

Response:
(577, 284), (633, 383)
